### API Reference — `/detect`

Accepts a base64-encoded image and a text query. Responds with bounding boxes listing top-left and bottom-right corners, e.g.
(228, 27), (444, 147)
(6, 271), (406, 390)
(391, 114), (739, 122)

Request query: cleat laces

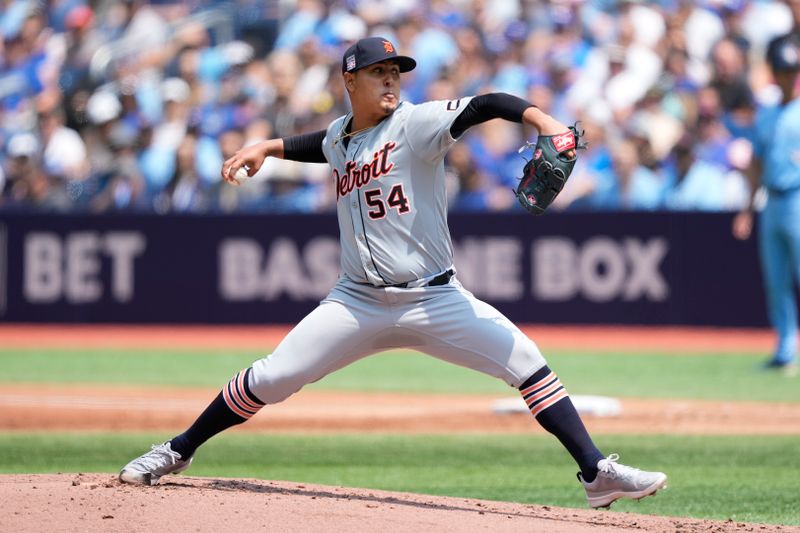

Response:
(597, 453), (640, 481)
(134, 443), (182, 470)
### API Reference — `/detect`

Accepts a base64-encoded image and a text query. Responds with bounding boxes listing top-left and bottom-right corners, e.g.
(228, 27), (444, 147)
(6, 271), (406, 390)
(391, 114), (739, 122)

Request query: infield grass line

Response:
(1, 349), (798, 402)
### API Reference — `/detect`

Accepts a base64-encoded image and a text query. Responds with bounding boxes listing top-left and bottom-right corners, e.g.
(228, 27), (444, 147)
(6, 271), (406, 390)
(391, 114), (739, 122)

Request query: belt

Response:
(389, 269), (455, 289)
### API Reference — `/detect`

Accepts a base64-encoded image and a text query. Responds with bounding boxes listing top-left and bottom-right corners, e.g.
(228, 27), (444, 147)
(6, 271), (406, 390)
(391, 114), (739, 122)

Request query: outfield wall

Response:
(0, 212), (768, 326)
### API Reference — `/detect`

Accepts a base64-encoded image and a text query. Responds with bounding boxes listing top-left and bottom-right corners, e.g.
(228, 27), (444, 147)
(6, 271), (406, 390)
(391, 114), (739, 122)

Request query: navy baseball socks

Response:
(171, 365), (603, 474)
(169, 368), (265, 460)
(519, 366), (668, 507)
(518, 366), (605, 482)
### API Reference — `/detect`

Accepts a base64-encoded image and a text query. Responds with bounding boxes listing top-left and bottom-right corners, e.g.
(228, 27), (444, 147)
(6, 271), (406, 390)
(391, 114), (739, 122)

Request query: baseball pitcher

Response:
(119, 37), (667, 509)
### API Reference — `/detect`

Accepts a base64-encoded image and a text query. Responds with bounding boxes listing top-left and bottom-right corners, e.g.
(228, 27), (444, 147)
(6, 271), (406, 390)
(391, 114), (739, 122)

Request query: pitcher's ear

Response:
(343, 72), (355, 91)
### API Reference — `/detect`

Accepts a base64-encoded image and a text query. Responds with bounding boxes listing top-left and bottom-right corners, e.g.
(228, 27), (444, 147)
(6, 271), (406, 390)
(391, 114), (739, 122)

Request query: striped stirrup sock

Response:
(518, 366), (604, 481)
(169, 368), (265, 460)
(519, 369), (569, 418)
(222, 368), (265, 420)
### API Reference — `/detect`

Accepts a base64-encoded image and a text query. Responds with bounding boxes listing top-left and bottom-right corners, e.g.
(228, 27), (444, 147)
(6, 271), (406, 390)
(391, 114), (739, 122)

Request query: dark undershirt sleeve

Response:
(449, 92), (534, 139)
(282, 130), (327, 163)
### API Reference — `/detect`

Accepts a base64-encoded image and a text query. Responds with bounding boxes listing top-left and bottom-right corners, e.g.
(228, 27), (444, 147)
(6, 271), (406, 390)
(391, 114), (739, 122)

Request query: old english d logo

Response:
(383, 40), (394, 53)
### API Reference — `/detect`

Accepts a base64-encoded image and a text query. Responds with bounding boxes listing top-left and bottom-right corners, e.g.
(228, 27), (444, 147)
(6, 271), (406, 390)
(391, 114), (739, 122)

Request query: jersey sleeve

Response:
(403, 97), (475, 162)
(321, 115), (348, 163)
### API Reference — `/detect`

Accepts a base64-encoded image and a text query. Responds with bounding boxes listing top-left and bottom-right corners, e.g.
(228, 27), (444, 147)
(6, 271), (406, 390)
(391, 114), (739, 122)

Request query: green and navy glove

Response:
(515, 124), (585, 215)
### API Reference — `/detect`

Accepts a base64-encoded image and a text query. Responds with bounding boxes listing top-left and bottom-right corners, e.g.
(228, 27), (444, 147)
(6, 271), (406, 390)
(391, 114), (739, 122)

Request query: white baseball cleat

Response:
(118, 442), (193, 486)
(578, 453), (667, 509)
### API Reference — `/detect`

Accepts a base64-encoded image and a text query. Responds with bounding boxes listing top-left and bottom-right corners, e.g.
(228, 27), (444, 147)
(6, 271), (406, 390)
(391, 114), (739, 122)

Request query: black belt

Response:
(389, 269), (454, 289)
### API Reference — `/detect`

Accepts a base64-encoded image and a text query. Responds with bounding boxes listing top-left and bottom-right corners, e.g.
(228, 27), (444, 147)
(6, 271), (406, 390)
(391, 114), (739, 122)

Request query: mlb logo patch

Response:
(346, 54), (356, 71)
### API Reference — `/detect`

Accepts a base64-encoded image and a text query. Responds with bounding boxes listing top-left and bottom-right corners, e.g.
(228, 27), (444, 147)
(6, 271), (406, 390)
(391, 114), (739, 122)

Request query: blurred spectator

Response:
(56, 4), (106, 98)
(38, 99), (88, 182)
(273, 0), (324, 51)
(709, 37), (752, 112)
(466, 119), (524, 190)
(83, 89), (123, 181)
(265, 49), (304, 137)
(0, 0), (793, 213)
(664, 134), (730, 211)
(88, 119), (147, 212)
(243, 157), (322, 213)
(153, 131), (209, 213)
(1, 131), (42, 208)
(627, 86), (685, 163)
(447, 142), (512, 212)
(608, 140), (666, 210)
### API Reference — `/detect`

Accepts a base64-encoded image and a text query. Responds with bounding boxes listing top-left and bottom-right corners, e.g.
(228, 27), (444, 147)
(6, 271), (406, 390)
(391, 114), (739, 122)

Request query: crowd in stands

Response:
(0, 0), (797, 213)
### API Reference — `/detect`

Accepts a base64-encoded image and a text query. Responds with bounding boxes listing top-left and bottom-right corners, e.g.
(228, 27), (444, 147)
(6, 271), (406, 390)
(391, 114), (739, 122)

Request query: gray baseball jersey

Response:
(247, 98), (546, 406)
(321, 98), (474, 286)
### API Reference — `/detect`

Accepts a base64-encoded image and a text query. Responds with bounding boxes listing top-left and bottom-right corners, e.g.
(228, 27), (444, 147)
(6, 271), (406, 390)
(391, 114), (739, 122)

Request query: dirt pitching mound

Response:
(3, 474), (796, 533)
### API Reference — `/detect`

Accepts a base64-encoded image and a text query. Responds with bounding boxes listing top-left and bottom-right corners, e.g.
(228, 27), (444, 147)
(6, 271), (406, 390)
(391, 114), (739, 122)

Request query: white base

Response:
(492, 395), (621, 417)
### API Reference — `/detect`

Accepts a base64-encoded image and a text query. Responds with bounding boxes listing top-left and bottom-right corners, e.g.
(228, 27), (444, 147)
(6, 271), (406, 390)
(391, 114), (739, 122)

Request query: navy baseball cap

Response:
(767, 34), (800, 72)
(341, 37), (416, 74)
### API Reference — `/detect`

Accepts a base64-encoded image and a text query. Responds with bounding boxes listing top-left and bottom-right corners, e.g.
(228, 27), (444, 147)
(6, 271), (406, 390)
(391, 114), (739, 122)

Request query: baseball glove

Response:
(514, 124), (585, 215)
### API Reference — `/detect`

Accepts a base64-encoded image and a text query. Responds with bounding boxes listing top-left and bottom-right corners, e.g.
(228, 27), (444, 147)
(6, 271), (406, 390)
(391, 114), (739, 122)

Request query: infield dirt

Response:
(3, 473), (799, 533)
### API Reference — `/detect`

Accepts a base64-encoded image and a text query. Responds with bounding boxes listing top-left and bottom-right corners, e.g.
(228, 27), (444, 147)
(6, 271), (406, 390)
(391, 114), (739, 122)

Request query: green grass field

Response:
(1, 347), (799, 526)
(1, 348), (798, 401)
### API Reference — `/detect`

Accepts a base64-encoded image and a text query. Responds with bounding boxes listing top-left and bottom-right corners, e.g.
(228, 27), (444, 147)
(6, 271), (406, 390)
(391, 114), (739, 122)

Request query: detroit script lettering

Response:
(335, 142), (397, 198)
